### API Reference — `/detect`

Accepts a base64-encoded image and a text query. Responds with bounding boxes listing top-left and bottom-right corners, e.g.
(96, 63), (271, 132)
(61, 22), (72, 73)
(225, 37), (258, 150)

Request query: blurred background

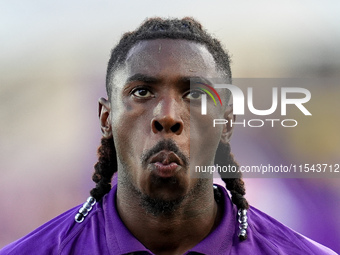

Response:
(1, 0), (339, 252)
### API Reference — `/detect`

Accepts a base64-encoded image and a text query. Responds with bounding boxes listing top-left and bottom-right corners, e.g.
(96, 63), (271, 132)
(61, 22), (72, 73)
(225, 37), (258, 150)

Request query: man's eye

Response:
(132, 88), (153, 98)
(185, 90), (204, 100)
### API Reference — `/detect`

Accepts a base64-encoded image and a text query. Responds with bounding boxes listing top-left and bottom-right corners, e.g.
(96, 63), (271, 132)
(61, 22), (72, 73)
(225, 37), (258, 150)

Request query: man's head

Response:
(90, 17), (248, 238)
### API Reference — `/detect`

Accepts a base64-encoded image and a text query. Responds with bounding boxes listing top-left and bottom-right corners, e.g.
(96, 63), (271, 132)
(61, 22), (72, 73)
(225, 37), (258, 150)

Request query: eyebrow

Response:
(125, 74), (214, 87)
(179, 76), (214, 86)
(125, 73), (160, 84)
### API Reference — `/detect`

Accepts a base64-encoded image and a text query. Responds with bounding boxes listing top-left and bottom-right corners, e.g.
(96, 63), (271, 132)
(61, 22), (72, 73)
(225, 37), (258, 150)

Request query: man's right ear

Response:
(98, 97), (112, 138)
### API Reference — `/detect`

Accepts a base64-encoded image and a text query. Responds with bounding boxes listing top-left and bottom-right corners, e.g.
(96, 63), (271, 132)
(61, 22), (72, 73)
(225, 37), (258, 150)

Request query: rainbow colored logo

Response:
(197, 82), (222, 106)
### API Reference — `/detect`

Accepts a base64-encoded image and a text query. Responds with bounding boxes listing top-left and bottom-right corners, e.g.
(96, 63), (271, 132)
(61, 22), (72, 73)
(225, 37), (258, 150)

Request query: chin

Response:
(139, 176), (188, 216)
(145, 174), (189, 201)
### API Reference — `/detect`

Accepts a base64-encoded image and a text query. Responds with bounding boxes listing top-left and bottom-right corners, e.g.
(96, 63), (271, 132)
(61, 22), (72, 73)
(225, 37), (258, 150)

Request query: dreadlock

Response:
(90, 137), (116, 200)
(90, 17), (249, 240)
(214, 142), (249, 210)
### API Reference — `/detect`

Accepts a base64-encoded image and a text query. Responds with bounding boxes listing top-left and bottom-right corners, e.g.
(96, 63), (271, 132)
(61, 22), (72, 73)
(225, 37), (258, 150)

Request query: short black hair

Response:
(105, 17), (232, 97)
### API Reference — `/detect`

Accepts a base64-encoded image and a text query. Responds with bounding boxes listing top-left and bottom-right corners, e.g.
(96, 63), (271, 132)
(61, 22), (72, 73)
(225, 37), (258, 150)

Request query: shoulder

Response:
(213, 184), (337, 255)
(0, 205), (79, 255)
(244, 206), (337, 255)
(0, 199), (108, 255)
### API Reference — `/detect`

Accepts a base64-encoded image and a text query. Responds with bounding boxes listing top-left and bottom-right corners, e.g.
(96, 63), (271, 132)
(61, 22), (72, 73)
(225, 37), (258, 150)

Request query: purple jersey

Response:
(1, 183), (336, 254)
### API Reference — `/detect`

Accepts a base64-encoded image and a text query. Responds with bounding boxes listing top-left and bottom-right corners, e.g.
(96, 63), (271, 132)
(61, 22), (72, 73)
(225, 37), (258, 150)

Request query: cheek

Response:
(112, 101), (151, 166)
(112, 106), (153, 191)
(189, 108), (224, 166)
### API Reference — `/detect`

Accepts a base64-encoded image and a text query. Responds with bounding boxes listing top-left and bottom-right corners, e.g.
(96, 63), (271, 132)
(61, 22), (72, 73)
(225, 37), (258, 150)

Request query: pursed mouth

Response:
(141, 139), (189, 171)
(149, 151), (182, 166)
(148, 151), (183, 177)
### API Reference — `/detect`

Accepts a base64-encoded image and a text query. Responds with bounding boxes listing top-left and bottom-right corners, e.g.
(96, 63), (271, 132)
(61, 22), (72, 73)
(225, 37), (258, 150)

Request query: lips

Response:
(149, 151), (182, 177)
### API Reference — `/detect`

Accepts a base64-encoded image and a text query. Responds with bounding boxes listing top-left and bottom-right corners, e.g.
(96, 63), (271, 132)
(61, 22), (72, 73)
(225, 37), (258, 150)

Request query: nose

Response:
(151, 98), (184, 135)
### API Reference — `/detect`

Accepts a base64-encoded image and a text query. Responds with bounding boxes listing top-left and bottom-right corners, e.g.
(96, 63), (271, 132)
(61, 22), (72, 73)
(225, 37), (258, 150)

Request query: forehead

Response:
(112, 39), (222, 85)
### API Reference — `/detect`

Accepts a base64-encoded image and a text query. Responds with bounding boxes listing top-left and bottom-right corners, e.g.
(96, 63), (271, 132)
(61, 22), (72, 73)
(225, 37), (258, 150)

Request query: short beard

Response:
(137, 177), (205, 217)
(118, 139), (206, 217)
(139, 189), (184, 217)
(119, 167), (206, 217)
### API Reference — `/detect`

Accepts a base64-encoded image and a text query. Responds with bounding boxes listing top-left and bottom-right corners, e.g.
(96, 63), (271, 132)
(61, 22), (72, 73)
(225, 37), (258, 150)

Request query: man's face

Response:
(106, 39), (229, 206)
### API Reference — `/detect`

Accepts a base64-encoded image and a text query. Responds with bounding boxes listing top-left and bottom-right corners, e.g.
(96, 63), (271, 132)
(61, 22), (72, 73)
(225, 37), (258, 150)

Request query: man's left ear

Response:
(220, 104), (235, 144)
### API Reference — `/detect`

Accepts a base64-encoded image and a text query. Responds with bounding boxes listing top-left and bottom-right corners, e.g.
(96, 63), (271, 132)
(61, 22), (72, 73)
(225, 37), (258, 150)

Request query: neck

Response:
(116, 179), (222, 255)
